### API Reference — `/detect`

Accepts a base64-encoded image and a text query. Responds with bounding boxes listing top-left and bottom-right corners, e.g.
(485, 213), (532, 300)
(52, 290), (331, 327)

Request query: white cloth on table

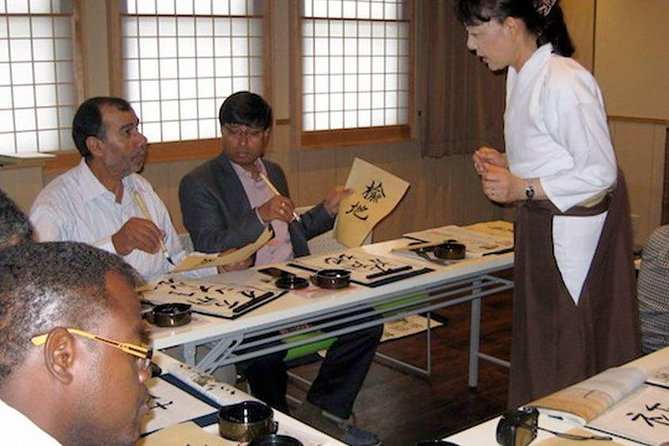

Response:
(505, 43), (616, 303)
(0, 399), (61, 445)
(30, 159), (214, 282)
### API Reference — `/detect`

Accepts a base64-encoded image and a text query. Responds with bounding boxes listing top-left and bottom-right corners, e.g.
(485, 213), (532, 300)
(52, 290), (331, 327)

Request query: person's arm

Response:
(480, 165), (547, 203)
(30, 201), (122, 253)
(537, 68), (617, 211)
(298, 202), (335, 239)
(179, 172), (265, 254)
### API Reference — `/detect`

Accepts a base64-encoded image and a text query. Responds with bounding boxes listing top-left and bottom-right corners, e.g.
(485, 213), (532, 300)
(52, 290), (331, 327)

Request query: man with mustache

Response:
(30, 97), (185, 281)
(0, 241), (151, 445)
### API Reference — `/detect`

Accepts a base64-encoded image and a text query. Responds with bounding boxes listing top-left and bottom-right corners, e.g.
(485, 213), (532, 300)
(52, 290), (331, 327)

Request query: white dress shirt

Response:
(30, 159), (207, 282)
(0, 399), (61, 445)
(505, 44), (617, 303)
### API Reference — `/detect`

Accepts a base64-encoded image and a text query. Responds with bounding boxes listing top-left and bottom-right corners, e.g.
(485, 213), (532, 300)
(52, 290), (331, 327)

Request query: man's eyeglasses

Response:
(31, 328), (154, 373)
(223, 124), (265, 140)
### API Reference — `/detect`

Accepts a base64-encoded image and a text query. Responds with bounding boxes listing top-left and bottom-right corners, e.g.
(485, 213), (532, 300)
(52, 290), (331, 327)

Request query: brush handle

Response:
(258, 173), (301, 222)
(132, 191), (172, 262)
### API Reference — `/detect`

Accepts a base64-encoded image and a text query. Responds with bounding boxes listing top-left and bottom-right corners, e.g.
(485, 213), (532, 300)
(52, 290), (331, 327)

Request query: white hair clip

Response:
(535, 0), (557, 16)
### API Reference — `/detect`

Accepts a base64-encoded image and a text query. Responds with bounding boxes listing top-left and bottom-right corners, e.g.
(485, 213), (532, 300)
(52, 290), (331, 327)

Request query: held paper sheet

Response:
(171, 227), (273, 273)
(335, 158), (409, 248)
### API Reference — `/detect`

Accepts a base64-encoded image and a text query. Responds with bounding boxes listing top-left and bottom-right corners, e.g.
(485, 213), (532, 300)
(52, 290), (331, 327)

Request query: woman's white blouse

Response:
(505, 43), (617, 212)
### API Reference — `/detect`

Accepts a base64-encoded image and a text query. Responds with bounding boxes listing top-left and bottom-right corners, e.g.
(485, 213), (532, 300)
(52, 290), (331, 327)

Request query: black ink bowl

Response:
(218, 400), (278, 442)
(311, 269), (351, 289)
(433, 240), (466, 260)
(275, 275), (310, 290)
(250, 434), (304, 446)
(144, 302), (192, 327)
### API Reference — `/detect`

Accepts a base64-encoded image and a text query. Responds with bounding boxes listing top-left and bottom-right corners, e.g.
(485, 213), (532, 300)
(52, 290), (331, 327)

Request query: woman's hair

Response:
(455, 0), (574, 57)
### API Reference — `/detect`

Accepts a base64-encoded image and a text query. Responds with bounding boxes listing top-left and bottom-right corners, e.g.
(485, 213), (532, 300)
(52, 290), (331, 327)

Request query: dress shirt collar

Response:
(229, 157), (267, 180)
(75, 158), (136, 204)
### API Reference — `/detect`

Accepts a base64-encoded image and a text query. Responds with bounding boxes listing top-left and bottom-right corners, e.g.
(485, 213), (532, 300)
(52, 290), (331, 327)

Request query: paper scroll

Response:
(171, 227), (273, 273)
(335, 158), (409, 247)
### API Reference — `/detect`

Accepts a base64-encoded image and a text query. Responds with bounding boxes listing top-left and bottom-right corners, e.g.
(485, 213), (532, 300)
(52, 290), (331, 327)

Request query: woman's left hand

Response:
(481, 164), (524, 203)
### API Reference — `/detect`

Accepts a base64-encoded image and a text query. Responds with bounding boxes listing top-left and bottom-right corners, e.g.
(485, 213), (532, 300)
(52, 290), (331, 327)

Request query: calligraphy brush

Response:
(258, 172), (302, 222)
(132, 191), (175, 266)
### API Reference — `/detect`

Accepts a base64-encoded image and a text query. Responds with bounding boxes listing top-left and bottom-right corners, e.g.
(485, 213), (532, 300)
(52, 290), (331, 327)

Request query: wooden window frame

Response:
(294, 0), (415, 149)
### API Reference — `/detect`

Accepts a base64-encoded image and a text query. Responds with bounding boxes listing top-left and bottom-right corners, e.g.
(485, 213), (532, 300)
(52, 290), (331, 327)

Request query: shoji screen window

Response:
(121, 0), (264, 144)
(0, 0), (80, 155)
(302, 0), (411, 145)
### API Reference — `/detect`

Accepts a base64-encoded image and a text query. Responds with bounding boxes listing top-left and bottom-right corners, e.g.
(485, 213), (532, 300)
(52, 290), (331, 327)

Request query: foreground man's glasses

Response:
(31, 328), (159, 376)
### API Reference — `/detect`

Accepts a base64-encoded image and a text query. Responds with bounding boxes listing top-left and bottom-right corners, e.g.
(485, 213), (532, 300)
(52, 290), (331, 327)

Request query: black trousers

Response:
(241, 320), (383, 419)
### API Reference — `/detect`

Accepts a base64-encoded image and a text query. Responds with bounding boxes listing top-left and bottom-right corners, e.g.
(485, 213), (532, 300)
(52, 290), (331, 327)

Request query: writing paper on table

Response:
(137, 421), (229, 446)
(530, 364), (669, 445)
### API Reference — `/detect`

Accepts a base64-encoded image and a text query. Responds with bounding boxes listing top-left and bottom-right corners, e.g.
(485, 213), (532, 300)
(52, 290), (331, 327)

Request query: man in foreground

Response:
(0, 241), (151, 445)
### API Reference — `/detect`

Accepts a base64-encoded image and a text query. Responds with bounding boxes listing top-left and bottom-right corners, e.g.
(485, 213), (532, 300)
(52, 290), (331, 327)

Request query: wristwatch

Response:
(525, 182), (535, 200)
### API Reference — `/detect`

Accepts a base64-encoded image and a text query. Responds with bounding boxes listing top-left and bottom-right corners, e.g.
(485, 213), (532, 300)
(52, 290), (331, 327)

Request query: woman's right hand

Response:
(473, 146), (507, 175)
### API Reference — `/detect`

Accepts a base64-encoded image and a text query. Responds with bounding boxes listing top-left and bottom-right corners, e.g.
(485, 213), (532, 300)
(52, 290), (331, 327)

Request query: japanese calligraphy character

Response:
(148, 394), (174, 411)
(626, 411), (669, 427)
(362, 180), (386, 203)
(345, 201), (369, 220)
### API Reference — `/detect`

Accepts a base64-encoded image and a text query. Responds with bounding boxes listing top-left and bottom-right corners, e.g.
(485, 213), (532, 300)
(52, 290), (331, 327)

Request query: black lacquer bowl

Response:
(144, 302), (192, 327)
(218, 400), (277, 442)
(311, 269), (351, 289)
(249, 434), (304, 446)
(432, 240), (466, 260)
(275, 275), (310, 290)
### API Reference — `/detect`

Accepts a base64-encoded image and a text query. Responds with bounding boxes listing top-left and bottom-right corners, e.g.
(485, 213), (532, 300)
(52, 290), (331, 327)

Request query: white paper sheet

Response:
(141, 377), (218, 435)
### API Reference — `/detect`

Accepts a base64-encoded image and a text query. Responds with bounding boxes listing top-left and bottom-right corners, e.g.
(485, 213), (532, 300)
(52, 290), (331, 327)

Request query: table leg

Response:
(468, 280), (482, 388)
(196, 335), (243, 375)
(183, 343), (196, 366)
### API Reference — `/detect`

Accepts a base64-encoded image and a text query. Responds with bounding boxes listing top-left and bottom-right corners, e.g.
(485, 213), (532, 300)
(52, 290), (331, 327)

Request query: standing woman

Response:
(455, 0), (640, 407)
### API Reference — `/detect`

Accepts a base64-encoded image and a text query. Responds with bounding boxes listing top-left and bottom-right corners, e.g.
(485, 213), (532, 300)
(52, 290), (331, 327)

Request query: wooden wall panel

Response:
(0, 166), (43, 214)
(595, 0), (669, 120)
(561, 0), (595, 72)
(610, 119), (667, 244)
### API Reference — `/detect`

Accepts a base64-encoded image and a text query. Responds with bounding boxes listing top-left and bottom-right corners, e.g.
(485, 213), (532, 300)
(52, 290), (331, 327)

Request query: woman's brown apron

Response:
(509, 172), (641, 408)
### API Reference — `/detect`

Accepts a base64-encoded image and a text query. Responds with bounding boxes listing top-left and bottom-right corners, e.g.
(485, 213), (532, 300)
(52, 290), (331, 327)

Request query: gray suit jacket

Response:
(179, 153), (334, 257)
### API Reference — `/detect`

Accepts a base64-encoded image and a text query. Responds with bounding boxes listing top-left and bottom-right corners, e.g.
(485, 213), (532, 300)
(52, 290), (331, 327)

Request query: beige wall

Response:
(593, 0), (669, 243)
(561, 0), (596, 72)
(595, 0), (669, 121)
(565, 0), (669, 244)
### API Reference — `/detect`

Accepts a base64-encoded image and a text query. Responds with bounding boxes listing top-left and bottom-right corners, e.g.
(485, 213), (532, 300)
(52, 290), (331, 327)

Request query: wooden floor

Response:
(288, 279), (514, 446)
